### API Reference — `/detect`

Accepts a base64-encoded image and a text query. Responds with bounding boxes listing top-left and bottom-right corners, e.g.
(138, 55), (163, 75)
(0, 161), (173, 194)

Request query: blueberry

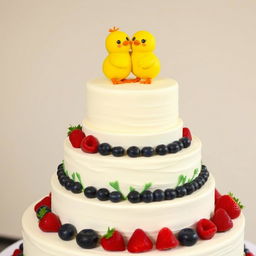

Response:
(71, 182), (83, 194)
(155, 144), (168, 155)
(19, 243), (23, 251)
(179, 137), (191, 148)
(57, 170), (65, 177)
(141, 147), (154, 157)
(65, 179), (75, 190)
(98, 143), (112, 155)
(127, 191), (141, 203)
(174, 140), (184, 150)
(109, 191), (122, 203)
(76, 229), (99, 249)
(200, 171), (209, 181)
(175, 186), (187, 197)
(127, 146), (141, 157)
(57, 163), (64, 171)
(167, 142), (180, 153)
(201, 165), (207, 172)
(96, 188), (110, 201)
(141, 190), (153, 203)
(112, 146), (125, 157)
(178, 228), (198, 246)
(164, 189), (177, 200)
(84, 186), (97, 198)
(153, 189), (165, 201)
(184, 183), (195, 195)
(195, 176), (205, 188)
(191, 180), (199, 191)
(59, 176), (69, 186)
(58, 223), (77, 241)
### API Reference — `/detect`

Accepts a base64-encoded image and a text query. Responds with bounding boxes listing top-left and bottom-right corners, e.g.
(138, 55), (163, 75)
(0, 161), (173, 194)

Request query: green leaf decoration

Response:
(141, 182), (152, 193)
(67, 124), (82, 136)
(229, 192), (244, 209)
(103, 227), (115, 239)
(71, 173), (76, 181)
(76, 172), (84, 189)
(109, 181), (120, 191)
(129, 186), (135, 192)
(182, 175), (187, 185)
(188, 168), (199, 183)
(177, 175), (184, 187)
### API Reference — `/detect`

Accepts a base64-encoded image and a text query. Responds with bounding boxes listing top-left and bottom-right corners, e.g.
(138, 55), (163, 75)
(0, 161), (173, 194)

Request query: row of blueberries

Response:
(98, 137), (191, 157)
(57, 164), (209, 204)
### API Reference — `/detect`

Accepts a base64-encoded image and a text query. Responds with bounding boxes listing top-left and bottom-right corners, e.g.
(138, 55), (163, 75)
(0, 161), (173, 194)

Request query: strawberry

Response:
(215, 194), (242, 219)
(196, 219), (217, 240)
(68, 125), (85, 148)
(211, 208), (233, 232)
(34, 195), (51, 212)
(183, 127), (192, 141)
(81, 135), (99, 153)
(100, 228), (126, 251)
(246, 253), (254, 256)
(39, 212), (61, 232)
(156, 227), (179, 250)
(127, 229), (153, 253)
(12, 249), (22, 256)
(215, 189), (222, 204)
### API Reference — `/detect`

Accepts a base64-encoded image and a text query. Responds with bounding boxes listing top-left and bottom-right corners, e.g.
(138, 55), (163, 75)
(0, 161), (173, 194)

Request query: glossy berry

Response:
(183, 127), (192, 141)
(141, 190), (153, 203)
(84, 186), (97, 198)
(174, 140), (184, 150)
(109, 191), (122, 203)
(194, 177), (203, 188)
(12, 249), (23, 256)
(112, 147), (125, 157)
(196, 219), (217, 240)
(179, 137), (191, 148)
(19, 243), (23, 251)
(100, 228), (126, 251)
(97, 188), (110, 201)
(164, 189), (177, 200)
(184, 183), (195, 195)
(76, 229), (99, 249)
(58, 223), (77, 241)
(141, 147), (154, 157)
(59, 176), (69, 186)
(64, 179), (75, 190)
(201, 165), (207, 172)
(178, 228), (198, 246)
(211, 208), (233, 232)
(175, 186), (187, 197)
(98, 143), (112, 156)
(57, 169), (65, 177)
(127, 190), (141, 203)
(167, 142), (180, 153)
(156, 227), (179, 250)
(127, 146), (141, 157)
(71, 182), (83, 194)
(68, 125), (85, 148)
(155, 144), (168, 155)
(81, 135), (99, 153)
(191, 180), (199, 191)
(153, 189), (165, 201)
(57, 163), (64, 171)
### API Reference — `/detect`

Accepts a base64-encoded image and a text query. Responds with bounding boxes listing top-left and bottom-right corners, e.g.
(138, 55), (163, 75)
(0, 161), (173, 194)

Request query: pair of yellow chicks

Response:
(103, 27), (160, 84)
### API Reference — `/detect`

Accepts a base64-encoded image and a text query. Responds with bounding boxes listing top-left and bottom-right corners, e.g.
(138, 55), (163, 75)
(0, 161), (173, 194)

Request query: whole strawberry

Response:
(34, 195), (51, 212)
(156, 227), (179, 250)
(215, 194), (243, 219)
(211, 208), (233, 232)
(215, 189), (221, 204)
(68, 125), (85, 148)
(127, 229), (153, 253)
(183, 127), (192, 141)
(196, 219), (217, 240)
(100, 228), (125, 251)
(39, 212), (62, 232)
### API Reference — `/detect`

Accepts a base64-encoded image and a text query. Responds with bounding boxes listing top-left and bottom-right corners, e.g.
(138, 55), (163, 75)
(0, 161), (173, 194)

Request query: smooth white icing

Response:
(22, 203), (245, 256)
(63, 136), (202, 194)
(84, 78), (180, 135)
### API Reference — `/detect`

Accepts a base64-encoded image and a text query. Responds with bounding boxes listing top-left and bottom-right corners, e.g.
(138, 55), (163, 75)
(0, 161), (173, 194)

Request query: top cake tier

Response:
(83, 78), (183, 147)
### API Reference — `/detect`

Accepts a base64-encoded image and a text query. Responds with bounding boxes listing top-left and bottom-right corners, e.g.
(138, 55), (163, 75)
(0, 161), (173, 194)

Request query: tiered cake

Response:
(21, 77), (246, 256)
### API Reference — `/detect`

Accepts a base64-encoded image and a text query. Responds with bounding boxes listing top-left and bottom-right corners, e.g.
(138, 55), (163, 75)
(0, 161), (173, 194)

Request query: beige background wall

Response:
(0, 0), (255, 243)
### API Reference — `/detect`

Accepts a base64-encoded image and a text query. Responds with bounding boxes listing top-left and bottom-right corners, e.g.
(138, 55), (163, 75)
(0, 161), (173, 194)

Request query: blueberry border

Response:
(57, 164), (209, 204)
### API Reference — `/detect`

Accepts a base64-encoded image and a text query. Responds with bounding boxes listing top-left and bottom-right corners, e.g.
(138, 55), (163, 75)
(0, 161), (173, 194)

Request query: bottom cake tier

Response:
(22, 203), (245, 256)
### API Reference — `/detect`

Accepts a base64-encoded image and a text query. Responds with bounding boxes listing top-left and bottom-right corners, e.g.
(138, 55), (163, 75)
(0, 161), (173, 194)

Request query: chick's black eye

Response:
(141, 39), (146, 43)
(132, 37), (136, 41)
(116, 40), (121, 44)
(126, 37), (129, 41)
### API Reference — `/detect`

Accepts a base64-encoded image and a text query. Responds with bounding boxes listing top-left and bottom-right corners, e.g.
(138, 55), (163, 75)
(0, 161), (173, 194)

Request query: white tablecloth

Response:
(1, 240), (256, 255)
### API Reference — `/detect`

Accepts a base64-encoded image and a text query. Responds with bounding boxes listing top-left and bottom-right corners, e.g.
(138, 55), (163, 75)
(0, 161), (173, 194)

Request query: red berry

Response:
(68, 125), (85, 148)
(39, 212), (61, 232)
(81, 135), (99, 153)
(34, 196), (51, 212)
(12, 249), (22, 256)
(211, 208), (233, 232)
(127, 229), (153, 253)
(215, 195), (241, 219)
(100, 228), (125, 251)
(246, 252), (254, 256)
(156, 227), (179, 250)
(215, 189), (221, 204)
(183, 127), (192, 141)
(196, 219), (217, 240)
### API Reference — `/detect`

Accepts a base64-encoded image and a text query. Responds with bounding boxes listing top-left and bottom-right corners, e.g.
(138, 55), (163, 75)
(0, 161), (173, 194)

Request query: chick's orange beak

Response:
(134, 40), (140, 46)
(123, 40), (130, 46)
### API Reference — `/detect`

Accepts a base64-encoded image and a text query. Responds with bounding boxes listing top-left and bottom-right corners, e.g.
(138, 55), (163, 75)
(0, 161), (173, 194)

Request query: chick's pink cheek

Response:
(142, 43), (146, 47)
(117, 45), (122, 48)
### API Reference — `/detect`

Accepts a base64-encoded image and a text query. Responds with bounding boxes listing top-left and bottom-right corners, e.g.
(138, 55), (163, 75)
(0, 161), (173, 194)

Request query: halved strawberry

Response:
(196, 219), (217, 240)
(215, 194), (242, 219)
(34, 195), (51, 212)
(68, 125), (85, 148)
(100, 228), (125, 251)
(215, 189), (222, 204)
(12, 249), (22, 256)
(81, 135), (99, 153)
(156, 227), (179, 250)
(211, 208), (233, 232)
(39, 212), (61, 232)
(183, 127), (192, 141)
(127, 229), (153, 253)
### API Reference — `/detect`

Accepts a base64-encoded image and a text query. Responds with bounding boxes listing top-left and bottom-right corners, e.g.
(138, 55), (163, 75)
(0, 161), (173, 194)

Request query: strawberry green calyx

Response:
(37, 206), (51, 220)
(103, 227), (116, 239)
(228, 192), (244, 209)
(67, 124), (82, 136)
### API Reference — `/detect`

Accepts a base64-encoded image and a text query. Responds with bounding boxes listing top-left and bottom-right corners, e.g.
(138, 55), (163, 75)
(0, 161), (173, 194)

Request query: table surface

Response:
(1, 240), (256, 255)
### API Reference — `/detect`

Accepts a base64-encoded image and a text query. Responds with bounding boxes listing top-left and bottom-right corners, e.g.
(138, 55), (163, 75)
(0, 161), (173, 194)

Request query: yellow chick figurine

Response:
(103, 27), (132, 84)
(131, 31), (160, 84)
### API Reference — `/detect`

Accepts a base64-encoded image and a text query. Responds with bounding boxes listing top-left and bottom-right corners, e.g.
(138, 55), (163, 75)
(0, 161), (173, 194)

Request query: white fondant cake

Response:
(21, 78), (246, 256)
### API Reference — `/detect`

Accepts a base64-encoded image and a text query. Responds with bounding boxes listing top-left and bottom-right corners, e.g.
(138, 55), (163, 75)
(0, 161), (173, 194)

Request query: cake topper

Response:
(103, 28), (160, 84)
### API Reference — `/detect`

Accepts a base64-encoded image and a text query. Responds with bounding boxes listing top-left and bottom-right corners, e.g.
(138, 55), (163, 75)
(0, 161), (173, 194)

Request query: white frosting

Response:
(63, 136), (202, 194)
(22, 203), (245, 256)
(84, 78), (180, 136)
